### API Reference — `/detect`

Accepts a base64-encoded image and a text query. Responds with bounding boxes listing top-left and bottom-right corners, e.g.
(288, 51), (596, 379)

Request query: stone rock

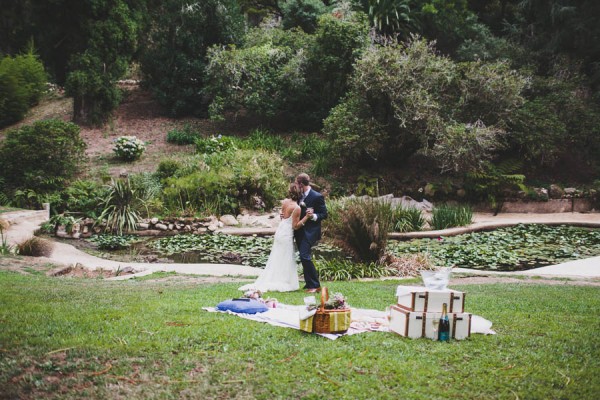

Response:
(208, 224), (218, 232)
(155, 223), (168, 230)
(549, 184), (565, 199)
(533, 187), (549, 201)
(137, 223), (149, 230)
(120, 266), (136, 274)
(564, 188), (577, 196)
(424, 183), (436, 197)
(184, 225), (192, 232)
(168, 223), (175, 230)
(217, 221), (224, 228)
(219, 214), (239, 226)
(150, 217), (159, 224)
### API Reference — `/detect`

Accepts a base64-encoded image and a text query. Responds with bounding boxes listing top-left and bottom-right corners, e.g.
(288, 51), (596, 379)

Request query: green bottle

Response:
(438, 303), (450, 342)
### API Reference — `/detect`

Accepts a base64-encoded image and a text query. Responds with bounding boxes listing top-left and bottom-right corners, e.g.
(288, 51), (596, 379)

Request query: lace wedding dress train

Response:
(239, 217), (300, 292)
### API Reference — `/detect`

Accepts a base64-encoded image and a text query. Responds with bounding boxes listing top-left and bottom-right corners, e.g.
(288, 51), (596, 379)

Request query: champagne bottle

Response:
(438, 303), (450, 342)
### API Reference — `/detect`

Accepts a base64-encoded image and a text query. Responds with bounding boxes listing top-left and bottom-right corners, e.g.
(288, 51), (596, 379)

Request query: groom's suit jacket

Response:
(298, 188), (327, 245)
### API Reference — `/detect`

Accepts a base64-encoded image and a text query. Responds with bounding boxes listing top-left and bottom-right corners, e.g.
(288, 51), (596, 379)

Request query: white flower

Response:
(300, 201), (306, 208)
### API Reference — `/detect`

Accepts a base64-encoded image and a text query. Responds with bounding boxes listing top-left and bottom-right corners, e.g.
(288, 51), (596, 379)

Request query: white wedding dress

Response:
(239, 216), (300, 292)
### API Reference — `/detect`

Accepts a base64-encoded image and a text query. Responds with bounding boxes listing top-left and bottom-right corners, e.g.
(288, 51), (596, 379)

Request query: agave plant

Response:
(97, 178), (142, 235)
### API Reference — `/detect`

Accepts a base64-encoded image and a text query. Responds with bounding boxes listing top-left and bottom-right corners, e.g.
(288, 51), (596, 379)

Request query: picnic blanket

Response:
(203, 303), (495, 340)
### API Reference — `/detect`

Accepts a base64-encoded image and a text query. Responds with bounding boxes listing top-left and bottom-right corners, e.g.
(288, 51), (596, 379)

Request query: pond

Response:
(388, 224), (600, 271)
(86, 224), (600, 272)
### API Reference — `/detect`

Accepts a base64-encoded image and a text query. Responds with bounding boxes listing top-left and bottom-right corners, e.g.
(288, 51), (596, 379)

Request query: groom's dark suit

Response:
(294, 188), (327, 289)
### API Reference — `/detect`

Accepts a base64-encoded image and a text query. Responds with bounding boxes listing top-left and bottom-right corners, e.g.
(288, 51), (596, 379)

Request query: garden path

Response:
(2, 209), (599, 280)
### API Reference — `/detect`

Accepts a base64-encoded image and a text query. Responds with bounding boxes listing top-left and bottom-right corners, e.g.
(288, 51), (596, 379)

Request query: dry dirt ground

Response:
(1, 85), (267, 179)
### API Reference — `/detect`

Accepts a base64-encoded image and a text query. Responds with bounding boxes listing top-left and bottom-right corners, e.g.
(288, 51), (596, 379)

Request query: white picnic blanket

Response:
(203, 303), (495, 340)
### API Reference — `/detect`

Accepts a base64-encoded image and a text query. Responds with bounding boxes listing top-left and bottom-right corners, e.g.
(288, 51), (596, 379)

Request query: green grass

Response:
(0, 271), (598, 399)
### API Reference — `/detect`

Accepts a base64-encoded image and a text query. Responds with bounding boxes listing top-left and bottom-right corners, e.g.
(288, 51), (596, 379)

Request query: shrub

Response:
(0, 71), (29, 128)
(317, 258), (390, 281)
(0, 219), (13, 255)
(429, 204), (473, 230)
(167, 125), (200, 145)
(163, 149), (287, 215)
(0, 51), (47, 127)
(157, 159), (182, 181)
(0, 119), (86, 194)
(391, 206), (426, 232)
(323, 37), (526, 171)
(59, 179), (107, 218)
(324, 198), (394, 263)
(195, 135), (236, 154)
(112, 136), (146, 161)
(17, 236), (54, 257)
(41, 214), (81, 234)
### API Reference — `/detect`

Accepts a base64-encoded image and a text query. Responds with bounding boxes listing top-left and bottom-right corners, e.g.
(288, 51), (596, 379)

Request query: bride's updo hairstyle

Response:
(288, 183), (302, 202)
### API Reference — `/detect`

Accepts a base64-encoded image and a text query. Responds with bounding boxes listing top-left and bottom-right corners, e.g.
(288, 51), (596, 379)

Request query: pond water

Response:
(86, 224), (600, 272)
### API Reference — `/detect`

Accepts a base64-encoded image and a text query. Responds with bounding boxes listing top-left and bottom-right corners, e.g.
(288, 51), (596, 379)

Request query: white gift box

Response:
(395, 285), (466, 313)
(389, 305), (472, 340)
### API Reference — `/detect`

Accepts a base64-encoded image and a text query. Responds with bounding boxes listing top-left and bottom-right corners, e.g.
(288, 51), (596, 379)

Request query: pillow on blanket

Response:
(216, 298), (268, 314)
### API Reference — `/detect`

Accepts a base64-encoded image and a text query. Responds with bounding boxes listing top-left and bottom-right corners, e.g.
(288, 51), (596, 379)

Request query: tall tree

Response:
(140, 0), (245, 117)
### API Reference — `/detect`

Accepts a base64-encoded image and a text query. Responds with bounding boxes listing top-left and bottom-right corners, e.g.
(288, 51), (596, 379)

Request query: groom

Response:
(294, 173), (327, 293)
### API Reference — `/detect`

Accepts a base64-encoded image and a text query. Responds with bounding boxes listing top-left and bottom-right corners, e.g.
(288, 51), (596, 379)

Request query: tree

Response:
(140, 0), (245, 117)
(323, 37), (527, 172)
(65, 1), (139, 124)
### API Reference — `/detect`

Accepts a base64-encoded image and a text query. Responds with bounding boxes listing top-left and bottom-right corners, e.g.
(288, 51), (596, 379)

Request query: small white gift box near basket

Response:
(395, 285), (466, 313)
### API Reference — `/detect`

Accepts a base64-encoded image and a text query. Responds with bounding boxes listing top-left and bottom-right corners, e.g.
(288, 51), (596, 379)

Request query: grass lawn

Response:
(0, 270), (598, 399)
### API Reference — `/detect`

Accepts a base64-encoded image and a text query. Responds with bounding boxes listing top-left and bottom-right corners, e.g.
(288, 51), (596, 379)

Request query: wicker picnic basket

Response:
(313, 287), (351, 334)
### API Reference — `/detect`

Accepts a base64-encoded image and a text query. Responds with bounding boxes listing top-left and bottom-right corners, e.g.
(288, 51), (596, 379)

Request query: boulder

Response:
(549, 184), (565, 199)
(219, 214), (239, 226)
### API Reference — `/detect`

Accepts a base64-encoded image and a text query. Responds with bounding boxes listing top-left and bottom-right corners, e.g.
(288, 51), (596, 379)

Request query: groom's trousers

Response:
(298, 239), (320, 289)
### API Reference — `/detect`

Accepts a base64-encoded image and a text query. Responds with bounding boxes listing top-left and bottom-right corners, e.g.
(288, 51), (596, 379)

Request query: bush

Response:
(157, 159), (182, 181)
(391, 206), (426, 232)
(0, 71), (29, 127)
(324, 198), (394, 263)
(195, 135), (236, 154)
(17, 236), (54, 257)
(113, 136), (146, 161)
(317, 258), (390, 281)
(163, 149), (287, 215)
(0, 51), (47, 127)
(0, 119), (86, 195)
(323, 37), (526, 172)
(55, 179), (107, 218)
(429, 204), (473, 230)
(166, 125), (200, 145)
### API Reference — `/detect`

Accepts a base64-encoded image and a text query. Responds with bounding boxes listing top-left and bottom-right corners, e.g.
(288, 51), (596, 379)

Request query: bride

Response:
(239, 183), (310, 292)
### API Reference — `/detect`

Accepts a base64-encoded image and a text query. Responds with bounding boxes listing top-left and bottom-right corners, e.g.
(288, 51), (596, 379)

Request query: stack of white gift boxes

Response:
(389, 285), (472, 340)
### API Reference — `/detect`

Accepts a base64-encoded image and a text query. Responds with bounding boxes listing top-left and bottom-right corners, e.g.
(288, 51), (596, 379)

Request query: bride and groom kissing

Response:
(239, 173), (327, 294)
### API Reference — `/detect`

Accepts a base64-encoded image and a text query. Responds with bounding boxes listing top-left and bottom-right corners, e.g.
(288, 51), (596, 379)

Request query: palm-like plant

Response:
(325, 197), (394, 263)
(97, 178), (142, 235)
(359, 0), (413, 34)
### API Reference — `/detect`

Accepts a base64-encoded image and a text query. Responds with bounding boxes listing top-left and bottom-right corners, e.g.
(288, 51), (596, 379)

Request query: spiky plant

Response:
(17, 236), (54, 257)
(97, 178), (142, 235)
(325, 198), (393, 263)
